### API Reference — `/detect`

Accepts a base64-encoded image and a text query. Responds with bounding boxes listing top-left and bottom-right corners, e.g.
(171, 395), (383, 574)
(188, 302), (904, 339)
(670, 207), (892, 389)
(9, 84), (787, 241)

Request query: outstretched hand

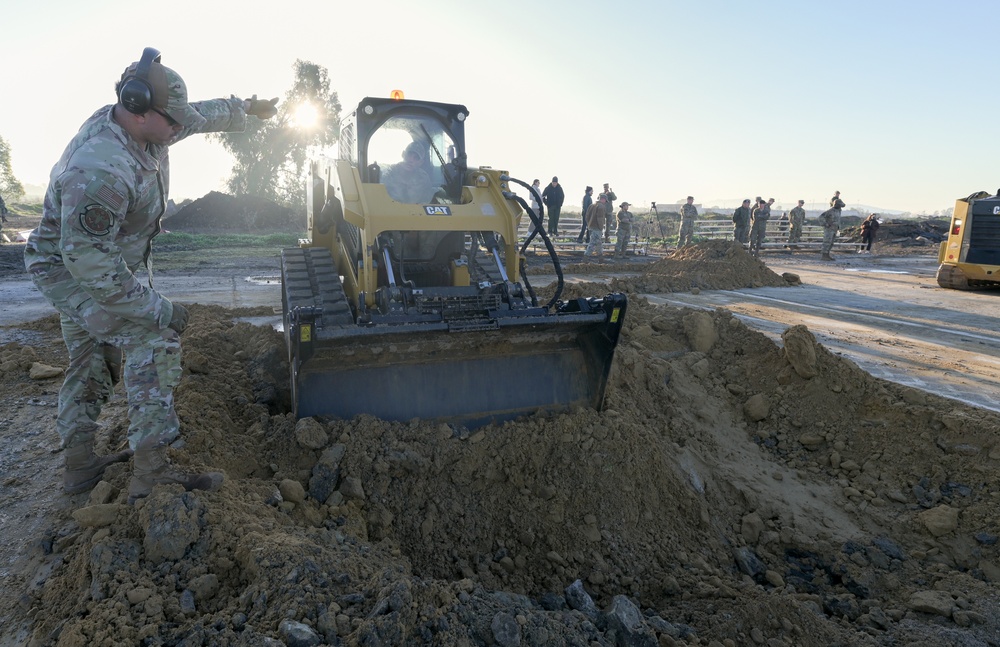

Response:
(246, 95), (279, 119)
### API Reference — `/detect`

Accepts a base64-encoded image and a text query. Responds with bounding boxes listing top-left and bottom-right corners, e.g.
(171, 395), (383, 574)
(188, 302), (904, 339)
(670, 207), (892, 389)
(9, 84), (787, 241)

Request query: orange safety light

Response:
(390, 89), (405, 100)
(951, 219), (962, 236)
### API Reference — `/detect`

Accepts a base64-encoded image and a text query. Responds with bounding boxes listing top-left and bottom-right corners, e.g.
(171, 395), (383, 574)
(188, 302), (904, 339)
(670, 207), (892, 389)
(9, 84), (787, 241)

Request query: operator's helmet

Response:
(403, 141), (425, 161)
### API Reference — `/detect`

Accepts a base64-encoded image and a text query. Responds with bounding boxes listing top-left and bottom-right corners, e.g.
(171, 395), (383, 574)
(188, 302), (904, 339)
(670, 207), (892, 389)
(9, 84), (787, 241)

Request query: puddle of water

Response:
(844, 269), (909, 274)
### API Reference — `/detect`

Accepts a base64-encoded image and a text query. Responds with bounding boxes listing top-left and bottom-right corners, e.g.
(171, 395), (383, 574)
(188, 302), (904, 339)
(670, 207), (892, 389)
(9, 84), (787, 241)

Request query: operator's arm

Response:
(57, 168), (173, 330)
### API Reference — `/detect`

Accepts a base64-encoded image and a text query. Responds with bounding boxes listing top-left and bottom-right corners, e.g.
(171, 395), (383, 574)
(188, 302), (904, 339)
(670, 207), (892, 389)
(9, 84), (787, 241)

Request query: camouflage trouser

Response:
(733, 224), (749, 244)
(604, 212), (616, 239)
(678, 218), (695, 246)
(788, 222), (803, 243)
(748, 219), (768, 255)
(615, 222), (633, 256)
(33, 273), (181, 450)
(821, 228), (837, 254)
(584, 228), (604, 256)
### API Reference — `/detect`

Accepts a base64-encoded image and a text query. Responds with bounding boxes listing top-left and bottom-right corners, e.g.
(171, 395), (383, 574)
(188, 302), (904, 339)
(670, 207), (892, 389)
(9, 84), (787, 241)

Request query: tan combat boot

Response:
(128, 443), (224, 504)
(64, 426), (134, 495)
(821, 252), (834, 261)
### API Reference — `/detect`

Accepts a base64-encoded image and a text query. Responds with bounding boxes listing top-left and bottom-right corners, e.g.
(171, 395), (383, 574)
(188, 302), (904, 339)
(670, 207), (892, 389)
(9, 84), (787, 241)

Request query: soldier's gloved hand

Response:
(168, 303), (189, 334)
(245, 95), (279, 120)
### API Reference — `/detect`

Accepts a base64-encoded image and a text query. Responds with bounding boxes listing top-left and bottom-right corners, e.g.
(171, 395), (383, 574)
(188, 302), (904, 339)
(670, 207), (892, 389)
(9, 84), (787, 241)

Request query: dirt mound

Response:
(611, 240), (795, 292)
(9, 297), (1000, 646)
(841, 218), (949, 250)
(167, 191), (304, 234)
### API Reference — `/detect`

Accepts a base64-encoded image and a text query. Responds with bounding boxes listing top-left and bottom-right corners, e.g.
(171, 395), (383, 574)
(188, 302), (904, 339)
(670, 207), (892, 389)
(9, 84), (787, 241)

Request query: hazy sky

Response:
(3, 0), (996, 215)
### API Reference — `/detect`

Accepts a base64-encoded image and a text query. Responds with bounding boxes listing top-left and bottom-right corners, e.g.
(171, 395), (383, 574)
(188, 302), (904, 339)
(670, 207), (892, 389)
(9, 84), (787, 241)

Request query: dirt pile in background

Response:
(611, 240), (796, 292)
(7, 294), (1000, 646)
(167, 191), (304, 234)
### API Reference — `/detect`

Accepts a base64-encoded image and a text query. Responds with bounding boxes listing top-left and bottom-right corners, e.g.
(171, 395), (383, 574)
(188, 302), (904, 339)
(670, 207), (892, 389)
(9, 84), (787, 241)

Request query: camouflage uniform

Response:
(614, 205), (634, 257)
(0, 195), (8, 235)
(820, 194), (845, 258)
(731, 203), (751, 244)
(678, 201), (698, 246)
(748, 201), (772, 257)
(24, 76), (248, 452)
(788, 205), (806, 243)
(601, 187), (617, 241)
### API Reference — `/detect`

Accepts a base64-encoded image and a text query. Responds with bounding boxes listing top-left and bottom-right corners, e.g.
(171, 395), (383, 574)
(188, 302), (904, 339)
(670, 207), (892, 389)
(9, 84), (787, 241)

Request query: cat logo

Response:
(424, 206), (452, 215)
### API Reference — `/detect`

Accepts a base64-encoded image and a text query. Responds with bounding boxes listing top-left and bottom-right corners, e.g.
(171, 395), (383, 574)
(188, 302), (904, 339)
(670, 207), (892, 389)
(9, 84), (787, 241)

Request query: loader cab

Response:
(346, 97), (469, 204)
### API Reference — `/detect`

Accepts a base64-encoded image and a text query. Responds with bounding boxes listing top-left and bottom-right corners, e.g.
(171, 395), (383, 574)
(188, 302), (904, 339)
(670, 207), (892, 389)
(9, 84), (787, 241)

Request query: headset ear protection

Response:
(118, 47), (162, 115)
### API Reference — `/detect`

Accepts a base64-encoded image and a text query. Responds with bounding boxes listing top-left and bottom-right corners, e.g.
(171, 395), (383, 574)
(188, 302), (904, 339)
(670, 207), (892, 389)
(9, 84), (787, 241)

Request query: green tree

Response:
(0, 135), (25, 201)
(211, 60), (341, 206)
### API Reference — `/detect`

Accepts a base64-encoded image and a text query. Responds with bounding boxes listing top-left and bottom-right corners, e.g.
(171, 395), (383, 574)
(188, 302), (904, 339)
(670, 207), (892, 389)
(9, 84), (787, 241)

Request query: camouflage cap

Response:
(121, 60), (206, 129)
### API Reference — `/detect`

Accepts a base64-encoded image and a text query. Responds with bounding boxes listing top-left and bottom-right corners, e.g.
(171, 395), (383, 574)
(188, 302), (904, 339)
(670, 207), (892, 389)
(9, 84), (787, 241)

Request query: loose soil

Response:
(2, 196), (999, 647)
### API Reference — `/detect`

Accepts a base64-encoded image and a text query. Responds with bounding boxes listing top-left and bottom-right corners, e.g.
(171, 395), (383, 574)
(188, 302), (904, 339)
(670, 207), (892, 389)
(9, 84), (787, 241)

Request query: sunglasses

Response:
(152, 108), (179, 127)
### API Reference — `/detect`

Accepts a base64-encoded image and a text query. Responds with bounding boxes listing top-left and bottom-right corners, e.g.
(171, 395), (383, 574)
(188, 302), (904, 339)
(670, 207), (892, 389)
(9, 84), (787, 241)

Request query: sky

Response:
(3, 0), (998, 216)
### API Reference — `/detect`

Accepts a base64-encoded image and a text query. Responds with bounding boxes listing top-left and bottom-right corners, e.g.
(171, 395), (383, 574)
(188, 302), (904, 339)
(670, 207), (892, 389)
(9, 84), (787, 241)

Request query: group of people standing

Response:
(527, 179), (635, 258)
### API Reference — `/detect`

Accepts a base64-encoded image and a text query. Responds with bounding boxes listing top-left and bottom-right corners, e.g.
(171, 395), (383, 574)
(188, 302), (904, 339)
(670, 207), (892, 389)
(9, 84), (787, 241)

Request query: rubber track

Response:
(282, 248), (354, 327)
(935, 263), (970, 290)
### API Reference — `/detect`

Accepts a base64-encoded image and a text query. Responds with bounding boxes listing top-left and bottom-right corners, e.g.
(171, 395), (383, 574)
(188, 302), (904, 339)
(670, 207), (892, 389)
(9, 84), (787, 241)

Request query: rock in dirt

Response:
(72, 504), (122, 528)
(140, 488), (204, 561)
(908, 590), (955, 617)
(917, 505), (959, 537)
(782, 325), (819, 379)
(28, 362), (63, 379)
(683, 311), (717, 353)
(294, 417), (328, 449)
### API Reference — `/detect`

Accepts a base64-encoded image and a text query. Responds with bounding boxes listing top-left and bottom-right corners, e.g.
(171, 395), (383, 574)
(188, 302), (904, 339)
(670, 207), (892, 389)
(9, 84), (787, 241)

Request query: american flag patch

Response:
(95, 184), (126, 210)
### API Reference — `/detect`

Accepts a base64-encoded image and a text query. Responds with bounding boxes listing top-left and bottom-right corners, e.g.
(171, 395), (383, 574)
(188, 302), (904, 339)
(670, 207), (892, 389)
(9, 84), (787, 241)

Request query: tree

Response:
(211, 60), (341, 207)
(0, 136), (25, 201)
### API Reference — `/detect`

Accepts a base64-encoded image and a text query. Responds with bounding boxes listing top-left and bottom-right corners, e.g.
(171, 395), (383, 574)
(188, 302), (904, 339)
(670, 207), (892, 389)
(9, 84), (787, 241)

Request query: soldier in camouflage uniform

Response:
(614, 201), (634, 258)
(820, 191), (846, 260)
(731, 199), (751, 244)
(0, 194), (8, 237)
(788, 199), (806, 244)
(678, 196), (698, 246)
(601, 182), (617, 242)
(23, 49), (278, 501)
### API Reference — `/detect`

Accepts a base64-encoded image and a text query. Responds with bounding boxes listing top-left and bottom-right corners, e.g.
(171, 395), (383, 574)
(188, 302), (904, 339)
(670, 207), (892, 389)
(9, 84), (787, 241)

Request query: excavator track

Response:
(281, 247), (354, 328)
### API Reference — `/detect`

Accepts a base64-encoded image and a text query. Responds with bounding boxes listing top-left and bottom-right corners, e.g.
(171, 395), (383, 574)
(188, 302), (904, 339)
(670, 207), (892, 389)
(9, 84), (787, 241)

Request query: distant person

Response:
(820, 191), (846, 260)
(748, 198), (774, 257)
(860, 212), (880, 254)
(584, 193), (607, 257)
(600, 182), (617, 242)
(577, 185), (594, 243)
(527, 178), (542, 237)
(0, 193), (8, 237)
(732, 199), (751, 244)
(678, 196), (698, 246)
(614, 201), (634, 258)
(788, 199), (806, 244)
(542, 176), (565, 236)
(22, 47), (278, 500)
(383, 141), (439, 204)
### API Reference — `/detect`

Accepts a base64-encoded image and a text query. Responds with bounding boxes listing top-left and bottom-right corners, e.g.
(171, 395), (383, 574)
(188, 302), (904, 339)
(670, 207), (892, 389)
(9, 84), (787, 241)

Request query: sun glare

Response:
(291, 102), (320, 130)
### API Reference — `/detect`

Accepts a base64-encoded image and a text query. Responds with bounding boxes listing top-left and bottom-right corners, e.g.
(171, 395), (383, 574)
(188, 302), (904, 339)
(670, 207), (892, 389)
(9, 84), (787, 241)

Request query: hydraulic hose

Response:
(502, 176), (564, 309)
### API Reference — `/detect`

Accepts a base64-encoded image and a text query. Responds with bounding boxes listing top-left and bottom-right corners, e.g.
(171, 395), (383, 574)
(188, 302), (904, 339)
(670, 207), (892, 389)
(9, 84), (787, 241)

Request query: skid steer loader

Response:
(936, 191), (1000, 289)
(280, 96), (628, 427)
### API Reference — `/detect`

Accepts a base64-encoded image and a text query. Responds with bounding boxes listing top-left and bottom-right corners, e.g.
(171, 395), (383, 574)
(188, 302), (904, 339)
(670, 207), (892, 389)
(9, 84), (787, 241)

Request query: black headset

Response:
(118, 47), (162, 115)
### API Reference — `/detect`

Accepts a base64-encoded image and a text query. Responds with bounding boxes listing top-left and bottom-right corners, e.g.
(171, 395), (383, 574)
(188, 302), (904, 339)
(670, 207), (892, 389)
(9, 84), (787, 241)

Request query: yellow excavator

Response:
(936, 191), (1000, 289)
(280, 95), (627, 427)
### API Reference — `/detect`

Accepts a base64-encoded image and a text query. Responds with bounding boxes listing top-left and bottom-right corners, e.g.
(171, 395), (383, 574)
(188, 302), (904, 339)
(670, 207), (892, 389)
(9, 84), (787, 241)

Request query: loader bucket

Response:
(286, 296), (627, 429)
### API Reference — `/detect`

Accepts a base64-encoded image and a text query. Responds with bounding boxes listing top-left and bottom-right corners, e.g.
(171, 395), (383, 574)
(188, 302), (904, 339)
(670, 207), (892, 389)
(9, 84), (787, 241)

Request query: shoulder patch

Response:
(84, 177), (128, 212)
(79, 204), (114, 236)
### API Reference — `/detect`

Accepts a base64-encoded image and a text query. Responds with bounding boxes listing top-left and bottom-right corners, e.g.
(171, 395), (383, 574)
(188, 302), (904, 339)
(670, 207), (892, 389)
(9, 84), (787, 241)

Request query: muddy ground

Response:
(2, 201), (1000, 646)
